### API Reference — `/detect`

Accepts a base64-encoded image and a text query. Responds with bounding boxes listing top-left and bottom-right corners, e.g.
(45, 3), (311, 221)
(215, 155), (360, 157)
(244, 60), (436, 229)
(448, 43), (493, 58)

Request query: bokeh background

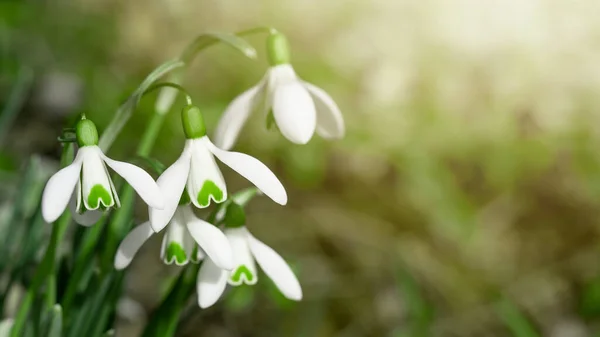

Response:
(4, 0), (600, 336)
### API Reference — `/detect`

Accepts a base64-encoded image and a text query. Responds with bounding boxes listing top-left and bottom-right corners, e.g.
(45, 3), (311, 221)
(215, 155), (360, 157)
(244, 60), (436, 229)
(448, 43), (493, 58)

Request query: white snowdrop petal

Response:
(100, 150), (164, 210)
(41, 153), (83, 223)
(204, 138), (287, 206)
(197, 259), (228, 309)
(185, 217), (234, 270)
(272, 81), (317, 144)
(162, 209), (191, 266)
(114, 222), (154, 270)
(226, 227), (258, 286)
(80, 147), (114, 210)
(149, 142), (192, 232)
(187, 139), (227, 209)
(213, 85), (261, 151)
(303, 82), (345, 139)
(248, 234), (302, 301)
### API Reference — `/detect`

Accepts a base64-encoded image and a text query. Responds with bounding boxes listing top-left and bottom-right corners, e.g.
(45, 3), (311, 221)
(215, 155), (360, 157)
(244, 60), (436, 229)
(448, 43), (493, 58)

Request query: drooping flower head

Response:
(196, 200), (302, 308)
(149, 105), (287, 232)
(41, 118), (164, 225)
(214, 31), (345, 150)
(115, 199), (233, 271)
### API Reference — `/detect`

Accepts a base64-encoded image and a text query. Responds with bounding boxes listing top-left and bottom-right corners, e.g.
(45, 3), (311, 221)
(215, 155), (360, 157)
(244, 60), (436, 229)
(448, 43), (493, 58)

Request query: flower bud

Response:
(181, 105), (206, 139)
(76, 118), (99, 147)
(266, 32), (290, 66)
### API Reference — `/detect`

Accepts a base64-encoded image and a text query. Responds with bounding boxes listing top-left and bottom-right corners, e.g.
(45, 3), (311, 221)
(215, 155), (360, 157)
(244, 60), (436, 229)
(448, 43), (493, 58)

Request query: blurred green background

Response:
(4, 0), (600, 336)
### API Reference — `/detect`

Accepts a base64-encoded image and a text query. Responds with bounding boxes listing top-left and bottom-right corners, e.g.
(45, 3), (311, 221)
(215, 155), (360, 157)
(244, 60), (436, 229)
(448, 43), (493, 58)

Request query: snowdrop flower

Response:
(149, 105), (287, 232)
(41, 118), (164, 225)
(115, 203), (233, 270)
(197, 202), (302, 308)
(214, 31), (345, 150)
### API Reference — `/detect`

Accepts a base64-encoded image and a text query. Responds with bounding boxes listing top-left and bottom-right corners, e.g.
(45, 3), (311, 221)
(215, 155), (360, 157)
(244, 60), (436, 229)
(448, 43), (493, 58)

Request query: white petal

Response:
(162, 208), (192, 266)
(100, 150), (164, 210)
(80, 146), (115, 210)
(187, 139), (227, 208)
(225, 227), (257, 286)
(149, 141), (192, 232)
(203, 138), (287, 206)
(303, 82), (345, 139)
(196, 259), (228, 309)
(114, 222), (154, 270)
(41, 151), (83, 223)
(69, 194), (102, 227)
(272, 81), (316, 144)
(248, 234), (302, 301)
(184, 208), (234, 270)
(213, 85), (261, 151)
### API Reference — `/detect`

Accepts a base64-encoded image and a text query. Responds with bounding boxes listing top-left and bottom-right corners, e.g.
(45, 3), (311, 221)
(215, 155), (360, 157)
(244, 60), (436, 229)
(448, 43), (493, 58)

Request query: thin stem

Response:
(144, 82), (193, 107)
(236, 26), (279, 37)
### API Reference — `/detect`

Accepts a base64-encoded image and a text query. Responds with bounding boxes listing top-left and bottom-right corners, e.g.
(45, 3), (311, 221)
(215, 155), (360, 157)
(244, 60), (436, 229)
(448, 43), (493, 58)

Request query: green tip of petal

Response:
(231, 265), (255, 284)
(87, 184), (112, 210)
(165, 242), (188, 265)
(181, 105), (206, 139)
(197, 180), (225, 207)
(224, 202), (246, 228)
(266, 32), (290, 66)
(76, 119), (99, 147)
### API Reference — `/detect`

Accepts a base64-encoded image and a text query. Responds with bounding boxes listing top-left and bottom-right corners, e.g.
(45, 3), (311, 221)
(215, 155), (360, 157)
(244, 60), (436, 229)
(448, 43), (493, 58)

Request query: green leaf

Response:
(395, 267), (434, 337)
(0, 65), (33, 147)
(494, 297), (540, 337)
(180, 32), (256, 64)
(45, 305), (62, 337)
(133, 155), (166, 175)
(141, 265), (198, 337)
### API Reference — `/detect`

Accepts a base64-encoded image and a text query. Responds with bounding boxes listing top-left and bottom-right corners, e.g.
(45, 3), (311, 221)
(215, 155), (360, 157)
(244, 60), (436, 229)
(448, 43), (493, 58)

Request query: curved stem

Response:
(143, 82), (193, 106)
(236, 26), (279, 37)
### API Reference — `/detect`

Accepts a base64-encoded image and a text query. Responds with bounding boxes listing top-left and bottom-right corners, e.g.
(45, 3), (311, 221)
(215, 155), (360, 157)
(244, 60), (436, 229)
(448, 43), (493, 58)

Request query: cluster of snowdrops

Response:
(40, 31), (345, 309)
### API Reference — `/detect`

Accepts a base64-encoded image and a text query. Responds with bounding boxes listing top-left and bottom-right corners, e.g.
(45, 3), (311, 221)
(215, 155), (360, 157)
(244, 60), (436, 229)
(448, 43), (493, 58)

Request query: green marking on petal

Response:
(87, 184), (112, 210)
(165, 242), (188, 265)
(230, 265), (255, 284)
(197, 180), (224, 207)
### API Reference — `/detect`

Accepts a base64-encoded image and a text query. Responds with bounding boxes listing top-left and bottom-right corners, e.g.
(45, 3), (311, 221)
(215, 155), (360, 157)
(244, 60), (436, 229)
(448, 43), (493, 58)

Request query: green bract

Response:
(76, 119), (99, 147)
(181, 105), (206, 139)
(266, 32), (290, 66)
(224, 202), (246, 228)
